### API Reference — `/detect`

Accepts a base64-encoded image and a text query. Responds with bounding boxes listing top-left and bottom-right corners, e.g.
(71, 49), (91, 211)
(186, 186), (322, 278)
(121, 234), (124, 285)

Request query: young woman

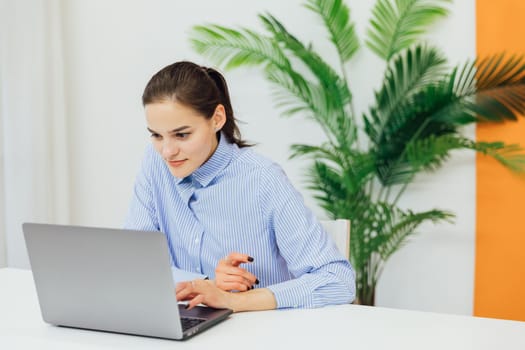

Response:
(125, 61), (355, 312)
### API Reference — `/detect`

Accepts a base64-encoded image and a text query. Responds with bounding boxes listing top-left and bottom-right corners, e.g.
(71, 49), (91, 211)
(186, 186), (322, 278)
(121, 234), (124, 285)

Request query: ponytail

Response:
(203, 67), (250, 147)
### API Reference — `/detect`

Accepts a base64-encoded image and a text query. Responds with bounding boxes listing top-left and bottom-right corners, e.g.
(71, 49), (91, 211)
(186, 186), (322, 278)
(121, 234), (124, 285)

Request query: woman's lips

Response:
(167, 159), (187, 168)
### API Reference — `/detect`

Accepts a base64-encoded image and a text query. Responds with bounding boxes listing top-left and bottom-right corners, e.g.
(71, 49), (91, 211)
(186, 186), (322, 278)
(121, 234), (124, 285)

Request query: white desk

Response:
(1, 268), (524, 349)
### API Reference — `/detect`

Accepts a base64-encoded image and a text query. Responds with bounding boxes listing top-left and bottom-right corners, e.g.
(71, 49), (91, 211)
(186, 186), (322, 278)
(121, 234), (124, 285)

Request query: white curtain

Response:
(0, 0), (70, 268)
(0, 37), (5, 266)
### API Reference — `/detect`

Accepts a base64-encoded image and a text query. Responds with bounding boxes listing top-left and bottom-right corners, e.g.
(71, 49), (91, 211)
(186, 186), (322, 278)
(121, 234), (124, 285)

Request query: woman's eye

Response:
(175, 133), (190, 139)
(150, 133), (162, 140)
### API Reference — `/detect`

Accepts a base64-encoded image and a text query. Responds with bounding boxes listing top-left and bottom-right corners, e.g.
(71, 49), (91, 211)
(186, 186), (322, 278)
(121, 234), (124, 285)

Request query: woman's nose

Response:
(162, 140), (179, 159)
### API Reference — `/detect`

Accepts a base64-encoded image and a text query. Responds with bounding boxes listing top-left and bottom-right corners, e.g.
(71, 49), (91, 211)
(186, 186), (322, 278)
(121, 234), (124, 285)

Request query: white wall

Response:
(9, 0), (476, 314)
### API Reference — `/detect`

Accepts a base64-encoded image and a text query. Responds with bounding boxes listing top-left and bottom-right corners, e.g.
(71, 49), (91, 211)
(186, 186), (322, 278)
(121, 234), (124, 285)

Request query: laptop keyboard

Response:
(181, 317), (206, 331)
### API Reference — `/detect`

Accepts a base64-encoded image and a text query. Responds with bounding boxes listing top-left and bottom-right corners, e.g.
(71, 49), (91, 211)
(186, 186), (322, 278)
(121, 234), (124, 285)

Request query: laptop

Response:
(22, 223), (232, 340)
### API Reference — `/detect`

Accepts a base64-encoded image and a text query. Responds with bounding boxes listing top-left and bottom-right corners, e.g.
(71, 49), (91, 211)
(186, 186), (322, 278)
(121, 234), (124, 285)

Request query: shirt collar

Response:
(175, 132), (235, 188)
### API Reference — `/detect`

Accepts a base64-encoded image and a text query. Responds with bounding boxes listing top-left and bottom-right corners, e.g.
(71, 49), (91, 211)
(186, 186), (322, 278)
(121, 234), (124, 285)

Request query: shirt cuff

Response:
(267, 277), (314, 309)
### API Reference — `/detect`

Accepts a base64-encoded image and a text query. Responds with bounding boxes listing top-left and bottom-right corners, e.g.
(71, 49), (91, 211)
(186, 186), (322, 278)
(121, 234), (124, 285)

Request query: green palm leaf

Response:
(259, 14), (351, 106)
(405, 134), (467, 171)
(266, 68), (355, 147)
(367, 81), (457, 186)
(473, 142), (525, 173)
(407, 135), (525, 173)
(306, 154), (375, 196)
(370, 53), (525, 185)
(289, 143), (341, 164)
(259, 13), (355, 147)
(366, 0), (450, 61)
(267, 68), (333, 124)
(452, 54), (525, 122)
(264, 65), (315, 116)
(190, 24), (291, 71)
(365, 44), (448, 145)
(304, 0), (359, 62)
(376, 208), (454, 261)
(306, 161), (350, 215)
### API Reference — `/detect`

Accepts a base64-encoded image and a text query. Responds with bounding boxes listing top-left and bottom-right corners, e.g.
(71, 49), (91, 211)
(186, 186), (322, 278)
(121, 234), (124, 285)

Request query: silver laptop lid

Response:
(23, 223), (185, 339)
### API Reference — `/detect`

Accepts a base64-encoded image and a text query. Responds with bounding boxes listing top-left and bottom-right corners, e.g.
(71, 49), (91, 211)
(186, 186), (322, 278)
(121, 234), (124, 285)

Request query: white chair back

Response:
(320, 219), (351, 260)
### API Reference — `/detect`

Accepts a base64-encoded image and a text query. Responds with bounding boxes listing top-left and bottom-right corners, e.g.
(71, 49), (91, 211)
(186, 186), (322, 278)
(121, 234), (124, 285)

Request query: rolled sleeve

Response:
(268, 263), (355, 309)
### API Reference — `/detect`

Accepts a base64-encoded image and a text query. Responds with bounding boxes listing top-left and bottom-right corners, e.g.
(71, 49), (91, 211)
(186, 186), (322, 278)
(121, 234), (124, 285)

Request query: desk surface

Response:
(1, 268), (524, 349)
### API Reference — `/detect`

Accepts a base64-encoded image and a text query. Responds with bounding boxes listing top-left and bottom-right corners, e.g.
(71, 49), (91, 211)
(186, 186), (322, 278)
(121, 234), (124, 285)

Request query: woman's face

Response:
(145, 100), (225, 178)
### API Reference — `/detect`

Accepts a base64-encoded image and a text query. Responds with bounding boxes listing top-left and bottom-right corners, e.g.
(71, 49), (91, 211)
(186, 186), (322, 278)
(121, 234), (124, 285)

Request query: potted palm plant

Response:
(189, 0), (525, 305)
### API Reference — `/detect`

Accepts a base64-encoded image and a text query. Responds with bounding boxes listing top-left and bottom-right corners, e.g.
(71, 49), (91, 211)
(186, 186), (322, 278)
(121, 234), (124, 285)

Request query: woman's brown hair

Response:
(142, 61), (250, 147)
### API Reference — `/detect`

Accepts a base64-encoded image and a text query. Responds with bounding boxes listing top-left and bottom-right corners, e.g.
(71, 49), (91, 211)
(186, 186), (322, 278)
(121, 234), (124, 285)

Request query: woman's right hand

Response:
(176, 279), (276, 312)
(214, 252), (259, 292)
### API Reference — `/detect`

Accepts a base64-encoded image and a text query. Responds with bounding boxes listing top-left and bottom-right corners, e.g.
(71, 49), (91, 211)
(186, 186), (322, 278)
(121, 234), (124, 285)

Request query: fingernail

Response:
(247, 256), (254, 262)
(255, 279), (260, 285)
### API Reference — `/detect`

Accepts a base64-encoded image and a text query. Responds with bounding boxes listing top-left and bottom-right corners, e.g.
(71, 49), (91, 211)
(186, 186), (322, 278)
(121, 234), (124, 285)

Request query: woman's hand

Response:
(176, 279), (232, 310)
(214, 252), (259, 291)
(175, 279), (277, 312)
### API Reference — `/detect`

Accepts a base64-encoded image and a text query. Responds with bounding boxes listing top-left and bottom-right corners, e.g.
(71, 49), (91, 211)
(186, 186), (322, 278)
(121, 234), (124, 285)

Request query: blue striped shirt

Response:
(124, 134), (355, 309)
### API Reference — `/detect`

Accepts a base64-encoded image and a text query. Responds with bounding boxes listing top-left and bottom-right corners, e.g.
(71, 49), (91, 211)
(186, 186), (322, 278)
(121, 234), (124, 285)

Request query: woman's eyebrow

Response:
(168, 126), (191, 133)
(146, 126), (191, 134)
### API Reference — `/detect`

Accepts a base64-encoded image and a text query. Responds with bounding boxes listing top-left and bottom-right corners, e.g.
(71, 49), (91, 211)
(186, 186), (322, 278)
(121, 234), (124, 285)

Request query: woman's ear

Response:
(212, 104), (227, 131)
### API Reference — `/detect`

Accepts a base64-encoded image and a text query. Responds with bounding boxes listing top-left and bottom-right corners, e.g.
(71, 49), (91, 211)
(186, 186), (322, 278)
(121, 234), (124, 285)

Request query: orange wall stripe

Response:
(475, 0), (525, 321)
